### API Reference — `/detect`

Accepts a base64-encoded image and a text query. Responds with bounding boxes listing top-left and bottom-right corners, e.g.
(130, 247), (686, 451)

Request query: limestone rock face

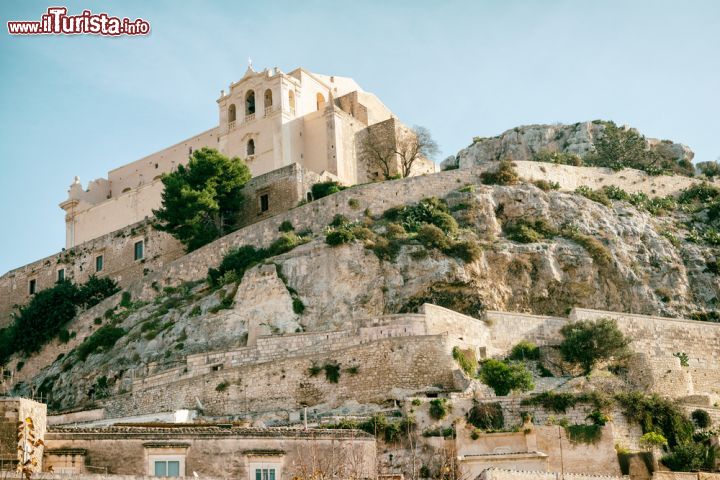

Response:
(442, 121), (694, 170)
(234, 263), (300, 343)
(13, 181), (720, 413)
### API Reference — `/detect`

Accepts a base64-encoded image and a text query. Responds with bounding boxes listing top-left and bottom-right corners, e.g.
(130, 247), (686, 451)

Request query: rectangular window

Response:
(134, 241), (144, 261)
(57, 269), (65, 282)
(29, 279), (36, 295)
(260, 194), (269, 212)
(96, 255), (104, 272)
(255, 469), (275, 480)
(154, 461), (180, 477)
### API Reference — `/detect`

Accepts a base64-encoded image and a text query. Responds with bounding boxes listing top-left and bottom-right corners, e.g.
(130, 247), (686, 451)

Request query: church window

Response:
(264, 89), (273, 108)
(247, 139), (255, 156)
(29, 279), (36, 295)
(316, 92), (325, 110)
(96, 255), (104, 272)
(57, 269), (65, 282)
(260, 194), (269, 212)
(228, 104), (237, 122)
(245, 91), (256, 116)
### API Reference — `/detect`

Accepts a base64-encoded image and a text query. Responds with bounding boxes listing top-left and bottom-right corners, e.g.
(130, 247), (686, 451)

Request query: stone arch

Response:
(264, 89), (273, 109)
(316, 92), (325, 110)
(247, 139), (255, 156)
(245, 90), (255, 116)
(228, 104), (236, 123)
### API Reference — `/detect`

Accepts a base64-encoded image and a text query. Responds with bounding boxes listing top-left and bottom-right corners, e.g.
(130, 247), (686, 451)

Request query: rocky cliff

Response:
(12, 171), (720, 412)
(441, 121), (694, 171)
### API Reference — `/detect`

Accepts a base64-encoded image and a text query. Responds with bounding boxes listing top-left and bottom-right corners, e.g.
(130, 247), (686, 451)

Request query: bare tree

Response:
(359, 124), (438, 180)
(287, 433), (375, 480)
(397, 126), (438, 179)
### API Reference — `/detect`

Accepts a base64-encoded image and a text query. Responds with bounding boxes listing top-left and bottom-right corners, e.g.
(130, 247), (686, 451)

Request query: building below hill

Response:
(59, 64), (436, 249)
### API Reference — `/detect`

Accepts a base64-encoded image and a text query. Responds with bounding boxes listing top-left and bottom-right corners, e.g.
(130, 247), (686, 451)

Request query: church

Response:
(59, 64), (437, 248)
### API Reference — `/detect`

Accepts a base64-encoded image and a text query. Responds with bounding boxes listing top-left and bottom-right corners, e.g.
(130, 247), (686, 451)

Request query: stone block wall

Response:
(0, 221), (182, 328)
(484, 308), (720, 399)
(236, 163), (327, 227)
(105, 334), (457, 418)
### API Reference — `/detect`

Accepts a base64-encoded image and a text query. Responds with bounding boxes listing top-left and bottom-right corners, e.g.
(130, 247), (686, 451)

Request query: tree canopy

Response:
(559, 318), (630, 374)
(154, 148), (251, 251)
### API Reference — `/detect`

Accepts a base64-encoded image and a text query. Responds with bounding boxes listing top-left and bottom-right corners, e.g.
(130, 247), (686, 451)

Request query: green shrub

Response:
(429, 398), (450, 420)
(383, 197), (455, 234)
(189, 305), (202, 317)
(533, 179), (561, 191)
(207, 246), (266, 287)
(417, 224), (451, 250)
(575, 186), (611, 207)
(348, 198), (360, 209)
(678, 183), (720, 205)
(268, 233), (306, 256)
(480, 159), (519, 185)
(559, 318), (630, 373)
(77, 276), (120, 308)
(0, 276), (116, 363)
(311, 181), (346, 199)
(93, 317), (102, 325)
(467, 402), (504, 430)
(616, 392), (694, 447)
(452, 346), (478, 375)
(673, 351), (690, 367)
(691, 409), (712, 429)
(278, 220), (294, 232)
(560, 229), (612, 266)
(58, 329), (71, 344)
(323, 362), (341, 383)
(504, 218), (557, 243)
(479, 359), (534, 396)
(662, 442), (717, 472)
(76, 325), (126, 361)
(216, 381), (229, 392)
(508, 341), (540, 361)
(292, 298), (305, 315)
(329, 214), (350, 228)
(446, 240), (482, 263)
(385, 223), (407, 238)
(583, 122), (692, 176)
(326, 228), (355, 246)
(533, 150), (582, 166)
(308, 363), (322, 377)
(119, 291), (132, 308)
(640, 431), (668, 450)
(602, 185), (631, 201)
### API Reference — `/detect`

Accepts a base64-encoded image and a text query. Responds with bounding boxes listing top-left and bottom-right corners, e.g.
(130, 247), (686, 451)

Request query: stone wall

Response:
(104, 334), (458, 418)
(235, 163), (327, 227)
(485, 308), (720, 399)
(0, 221), (182, 328)
(479, 468), (627, 480)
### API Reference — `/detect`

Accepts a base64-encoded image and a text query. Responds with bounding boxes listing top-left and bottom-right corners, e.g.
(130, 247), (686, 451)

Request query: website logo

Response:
(7, 7), (150, 36)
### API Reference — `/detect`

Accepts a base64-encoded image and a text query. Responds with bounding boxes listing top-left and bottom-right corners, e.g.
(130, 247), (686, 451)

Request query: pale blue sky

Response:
(1, 0), (719, 274)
